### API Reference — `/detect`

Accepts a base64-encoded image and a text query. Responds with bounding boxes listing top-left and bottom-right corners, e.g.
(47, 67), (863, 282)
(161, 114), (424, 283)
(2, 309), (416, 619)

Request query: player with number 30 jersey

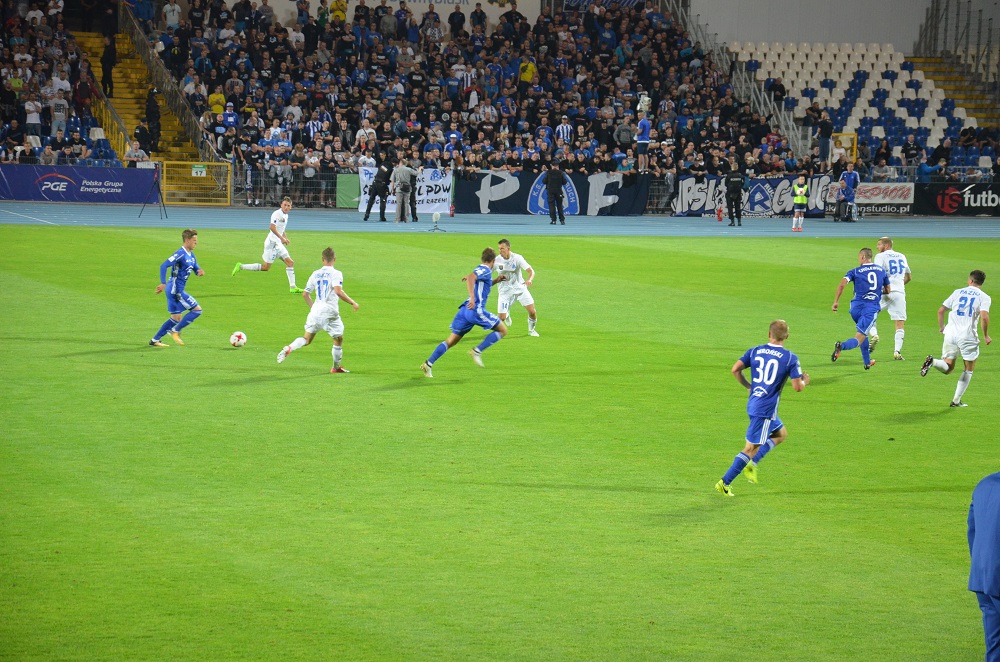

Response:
(715, 320), (809, 497)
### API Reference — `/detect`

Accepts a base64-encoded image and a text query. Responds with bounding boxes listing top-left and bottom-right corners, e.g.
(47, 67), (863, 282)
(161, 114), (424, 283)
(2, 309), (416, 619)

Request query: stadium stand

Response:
(730, 40), (999, 181)
(108, 0), (802, 207)
(0, 3), (130, 166)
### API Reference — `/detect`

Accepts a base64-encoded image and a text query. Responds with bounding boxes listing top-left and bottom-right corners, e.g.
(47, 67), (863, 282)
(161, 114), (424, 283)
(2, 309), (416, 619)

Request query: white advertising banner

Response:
(357, 166), (453, 215)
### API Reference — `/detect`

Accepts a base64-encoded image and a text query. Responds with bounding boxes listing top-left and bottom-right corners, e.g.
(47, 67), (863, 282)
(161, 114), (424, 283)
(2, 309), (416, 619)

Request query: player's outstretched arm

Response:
(525, 266), (534, 287)
(792, 373), (809, 391)
(832, 279), (847, 311)
(334, 285), (359, 311)
(981, 310), (991, 345)
(731, 360), (751, 391)
(491, 274), (507, 285)
(938, 305), (948, 333)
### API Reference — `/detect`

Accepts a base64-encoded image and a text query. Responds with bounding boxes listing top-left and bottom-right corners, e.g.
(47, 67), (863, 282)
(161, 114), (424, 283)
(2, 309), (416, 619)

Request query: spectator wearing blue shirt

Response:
(916, 157), (945, 183)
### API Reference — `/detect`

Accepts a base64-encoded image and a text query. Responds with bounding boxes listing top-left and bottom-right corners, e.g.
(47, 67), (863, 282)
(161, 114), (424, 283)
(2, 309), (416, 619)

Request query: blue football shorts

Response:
(450, 305), (501, 336)
(746, 416), (784, 445)
(850, 302), (879, 336)
(167, 291), (199, 314)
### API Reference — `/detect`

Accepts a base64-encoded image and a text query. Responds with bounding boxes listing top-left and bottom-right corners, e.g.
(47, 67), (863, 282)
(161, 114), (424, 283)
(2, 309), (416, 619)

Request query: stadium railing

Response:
(118, 2), (227, 165)
(656, 0), (807, 155)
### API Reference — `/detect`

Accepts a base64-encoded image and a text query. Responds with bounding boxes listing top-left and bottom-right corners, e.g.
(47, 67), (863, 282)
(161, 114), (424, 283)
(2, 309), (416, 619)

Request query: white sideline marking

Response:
(0, 208), (58, 225)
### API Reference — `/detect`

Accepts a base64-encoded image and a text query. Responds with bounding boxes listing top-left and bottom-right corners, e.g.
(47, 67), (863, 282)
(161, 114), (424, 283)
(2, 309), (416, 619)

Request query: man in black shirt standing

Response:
(363, 160), (392, 222)
(723, 156), (744, 227)
(544, 162), (567, 225)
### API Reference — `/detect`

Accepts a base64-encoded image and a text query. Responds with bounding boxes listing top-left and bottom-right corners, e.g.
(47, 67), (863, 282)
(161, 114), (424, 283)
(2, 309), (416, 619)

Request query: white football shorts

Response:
(942, 332), (980, 362)
(879, 291), (907, 321)
(497, 288), (534, 314)
(263, 237), (290, 264)
(305, 304), (344, 338)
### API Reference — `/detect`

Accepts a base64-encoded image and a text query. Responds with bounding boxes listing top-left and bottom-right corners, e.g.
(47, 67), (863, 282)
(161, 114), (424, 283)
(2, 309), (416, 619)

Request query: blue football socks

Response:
(153, 319), (175, 341)
(475, 331), (503, 353)
(172, 309), (202, 332)
(753, 439), (775, 465)
(722, 452), (751, 485)
(427, 342), (448, 366)
(841, 337), (860, 351)
(860, 337), (871, 364)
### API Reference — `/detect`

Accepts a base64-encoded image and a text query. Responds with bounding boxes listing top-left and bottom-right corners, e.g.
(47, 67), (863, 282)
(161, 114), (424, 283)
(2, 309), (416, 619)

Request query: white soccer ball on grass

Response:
(230, 331), (247, 347)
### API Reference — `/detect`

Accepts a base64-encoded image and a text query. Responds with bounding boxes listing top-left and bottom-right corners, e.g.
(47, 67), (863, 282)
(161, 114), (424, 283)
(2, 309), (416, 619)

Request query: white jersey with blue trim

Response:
(305, 266), (344, 312)
(494, 252), (531, 293)
(873, 250), (910, 293)
(269, 208), (289, 238)
(943, 286), (991, 340)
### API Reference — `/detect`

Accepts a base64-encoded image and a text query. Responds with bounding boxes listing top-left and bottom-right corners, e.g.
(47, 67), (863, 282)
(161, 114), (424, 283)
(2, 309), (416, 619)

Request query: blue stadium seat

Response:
(764, 77), (775, 90)
(882, 70), (898, 81)
(746, 59), (760, 72)
(821, 78), (836, 90)
(111, 160), (123, 168)
(907, 80), (921, 90)
(900, 61), (915, 72)
(802, 87), (817, 99)
(784, 97), (797, 110)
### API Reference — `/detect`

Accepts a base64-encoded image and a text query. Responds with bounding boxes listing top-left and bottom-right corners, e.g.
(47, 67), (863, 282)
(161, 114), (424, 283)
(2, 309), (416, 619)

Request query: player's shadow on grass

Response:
(377, 377), (470, 391)
(805, 373), (861, 386)
(447, 479), (689, 496)
(884, 409), (950, 424)
(198, 372), (329, 387)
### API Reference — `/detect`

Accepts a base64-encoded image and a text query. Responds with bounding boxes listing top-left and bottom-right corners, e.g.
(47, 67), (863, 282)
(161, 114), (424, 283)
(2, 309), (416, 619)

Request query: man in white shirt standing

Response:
(494, 238), (539, 336)
(921, 270), (992, 407)
(231, 196), (305, 293)
(277, 247), (359, 373)
(871, 236), (912, 360)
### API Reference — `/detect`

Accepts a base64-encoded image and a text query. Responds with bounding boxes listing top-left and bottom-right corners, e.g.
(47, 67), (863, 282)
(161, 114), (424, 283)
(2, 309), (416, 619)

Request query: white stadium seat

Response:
(826, 42), (840, 54)
(872, 126), (886, 139)
(954, 107), (967, 119)
(867, 43), (883, 54)
(967, 117), (978, 128)
(892, 146), (903, 158)
(980, 156), (993, 168)
(729, 41), (742, 53)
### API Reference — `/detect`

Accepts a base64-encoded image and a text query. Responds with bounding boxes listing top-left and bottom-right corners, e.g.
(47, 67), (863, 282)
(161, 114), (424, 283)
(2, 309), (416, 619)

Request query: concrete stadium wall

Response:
(689, 0), (934, 55)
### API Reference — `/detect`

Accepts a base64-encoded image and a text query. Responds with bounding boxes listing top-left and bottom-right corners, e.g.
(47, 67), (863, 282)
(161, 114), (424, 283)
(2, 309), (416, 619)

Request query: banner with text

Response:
(357, 167), (452, 215)
(913, 183), (1000, 217)
(824, 182), (914, 215)
(0, 164), (160, 204)
(675, 174), (832, 217)
(453, 171), (650, 216)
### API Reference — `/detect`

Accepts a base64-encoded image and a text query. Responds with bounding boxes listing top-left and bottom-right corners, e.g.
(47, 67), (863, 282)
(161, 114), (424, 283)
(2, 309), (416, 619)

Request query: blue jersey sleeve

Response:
(880, 268), (890, 290)
(787, 352), (803, 379)
(738, 347), (754, 367)
(844, 267), (856, 283)
(160, 249), (184, 284)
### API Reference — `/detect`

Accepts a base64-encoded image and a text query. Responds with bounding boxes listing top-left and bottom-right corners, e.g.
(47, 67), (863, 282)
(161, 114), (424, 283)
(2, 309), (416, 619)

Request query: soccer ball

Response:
(433, 211), (441, 222)
(230, 331), (247, 347)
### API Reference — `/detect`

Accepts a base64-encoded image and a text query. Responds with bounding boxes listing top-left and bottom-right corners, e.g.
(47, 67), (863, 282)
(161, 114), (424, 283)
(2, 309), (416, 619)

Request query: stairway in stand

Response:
(73, 32), (200, 161)
(910, 55), (1000, 129)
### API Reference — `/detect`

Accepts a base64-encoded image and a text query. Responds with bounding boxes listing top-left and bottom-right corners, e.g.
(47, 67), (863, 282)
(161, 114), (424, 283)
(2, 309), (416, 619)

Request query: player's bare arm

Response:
(981, 310), (991, 345)
(525, 267), (534, 287)
(731, 360), (751, 390)
(491, 275), (507, 285)
(792, 374), (809, 391)
(903, 273), (911, 285)
(155, 283), (165, 294)
(832, 278), (848, 311)
(465, 271), (477, 309)
(269, 222), (288, 245)
(303, 291), (313, 307)
(334, 285), (359, 311)
(196, 269), (204, 276)
(938, 305), (949, 333)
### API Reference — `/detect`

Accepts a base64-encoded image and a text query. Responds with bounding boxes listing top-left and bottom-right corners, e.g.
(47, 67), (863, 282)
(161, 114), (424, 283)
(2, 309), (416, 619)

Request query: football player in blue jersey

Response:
(150, 229), (204, 347)
(716, 320), (809, 497)
(420, 247), (508, 377)
(831, 247), (891, 369)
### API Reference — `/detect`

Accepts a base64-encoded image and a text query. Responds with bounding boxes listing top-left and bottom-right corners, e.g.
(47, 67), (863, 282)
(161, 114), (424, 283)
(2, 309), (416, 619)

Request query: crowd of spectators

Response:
(134, 0), (812, 206)
(0, 1), (125, 165)
(801, 101), (1000, 185)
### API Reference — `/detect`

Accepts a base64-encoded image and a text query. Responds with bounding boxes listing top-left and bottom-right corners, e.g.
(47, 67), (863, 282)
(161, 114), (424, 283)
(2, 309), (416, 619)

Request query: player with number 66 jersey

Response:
(871, 237), (912, 359)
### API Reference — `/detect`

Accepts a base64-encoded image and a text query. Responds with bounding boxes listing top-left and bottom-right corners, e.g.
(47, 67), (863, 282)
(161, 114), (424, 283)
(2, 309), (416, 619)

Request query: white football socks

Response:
(933, 359), (950, 373)
(242, 263), (262, 271)
(286, 267), (296, 287)
(894, 329), (904, 354)
(289, 337), (307, 352)
(528, 317), (536, 331)
(333, 345), (343, 367)
(954, 370), (972, 403)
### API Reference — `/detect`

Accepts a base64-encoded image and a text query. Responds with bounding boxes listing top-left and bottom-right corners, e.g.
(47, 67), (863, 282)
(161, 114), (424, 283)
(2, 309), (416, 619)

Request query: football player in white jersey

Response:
(277, 247), (359, 373)
(870, 237), (912, 359)
(231, 197), (304, 293)
(494, 239), (539, 336)
(921, 270), (991, 407)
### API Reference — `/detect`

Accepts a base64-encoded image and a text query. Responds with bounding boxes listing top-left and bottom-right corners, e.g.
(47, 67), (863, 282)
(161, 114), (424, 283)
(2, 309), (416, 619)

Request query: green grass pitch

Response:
(1, 226), (996, 659)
